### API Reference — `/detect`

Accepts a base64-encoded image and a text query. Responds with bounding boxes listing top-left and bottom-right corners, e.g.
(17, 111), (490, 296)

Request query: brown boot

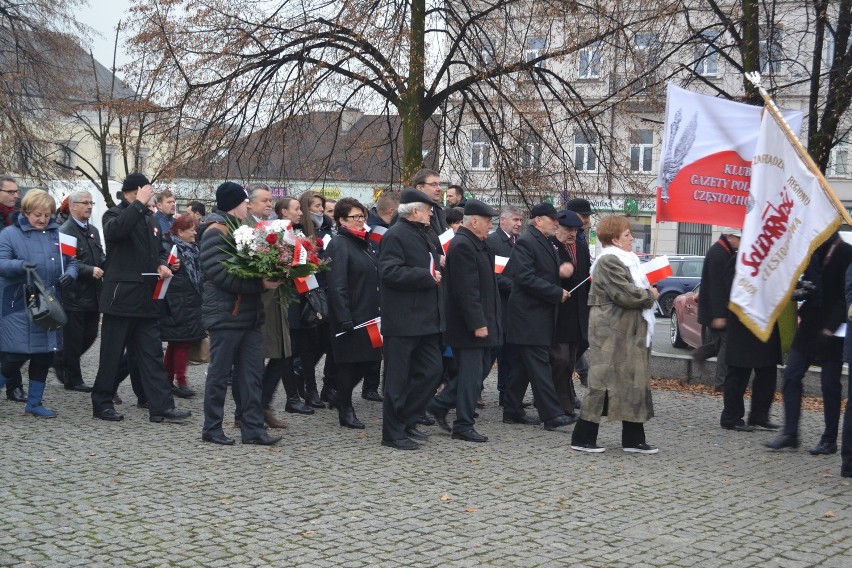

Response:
(264, 409), (287, 429)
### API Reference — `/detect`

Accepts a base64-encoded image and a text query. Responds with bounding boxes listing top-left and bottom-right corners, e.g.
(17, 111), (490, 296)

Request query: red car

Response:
(670, 284), (702, 348)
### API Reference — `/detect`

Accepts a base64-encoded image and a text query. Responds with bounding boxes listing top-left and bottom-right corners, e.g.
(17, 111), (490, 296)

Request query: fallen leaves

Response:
(300, 530), (316, 537)
(465, 507), (477, 513)
(824, 511), (835, 518)
(440, 493), (451, 501)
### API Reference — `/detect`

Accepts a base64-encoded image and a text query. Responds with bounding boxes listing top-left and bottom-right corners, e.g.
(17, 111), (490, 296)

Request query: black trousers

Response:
(57, 310), (100, 388)
(91, 315), (174, 415)
(382, 334), (442, 442)
(203, 327), (266, 441)
(429, 347), (490, 433)
(781, 348), (843, 443)
(362, 360), (381, 394)
(549, 342), (580, 415)
(572, 417), (646, 448)
(841, 375), (852, 473)
(720, 365), (777, 428)
(113, 348), (146, 404)
(336, 360), (377, 409)
(504, 343), (564, 423)
(1, 352), (53, 384)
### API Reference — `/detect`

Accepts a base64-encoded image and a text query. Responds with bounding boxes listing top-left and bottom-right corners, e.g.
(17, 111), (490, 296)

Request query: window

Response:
(471, 129), (491, 170)
(521, 130), (543, 168)
(823, 30), (835, 68)
(103, 150), (114, 177)
(57, 142), (76, 169)
(630, 130), (653, 173)
(525, 37), (546, 68)
(136, 149), (148, 173)
(828, 145), (849, 177)
(574, 131), (597, 172)
(476, 37), (495, 67)
(760, 28), (783, 74)
(677, 223), (712, 255)
(578, 42), (602, 79)
(634, 33), (659, 71)
(695, 31), (719, 76)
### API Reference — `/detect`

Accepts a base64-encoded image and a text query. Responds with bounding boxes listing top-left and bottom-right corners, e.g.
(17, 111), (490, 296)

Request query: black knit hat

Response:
(216, 181), (248, 212)
(121, 173), (150, 193)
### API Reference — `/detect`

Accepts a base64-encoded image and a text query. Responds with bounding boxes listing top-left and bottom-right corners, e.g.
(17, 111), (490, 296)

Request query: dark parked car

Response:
(655, 255), (704, 317)
(670, 284), (702, 348)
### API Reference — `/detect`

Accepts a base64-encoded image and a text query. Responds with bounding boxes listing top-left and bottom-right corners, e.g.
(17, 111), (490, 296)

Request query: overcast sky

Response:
(76, 0), (135, 72)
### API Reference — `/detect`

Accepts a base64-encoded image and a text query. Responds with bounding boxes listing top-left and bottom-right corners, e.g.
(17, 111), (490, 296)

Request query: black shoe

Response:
(809, 441), (838, 455)
(321, 387), (338, 406)
(149, 408), (191, 423)
(202, 433), (235, 446)
(623, 443), (659, 454)
(338, 407), (365, 429)
(571, 443), (605, 453)
(765, 434), (800, 450)
(503, 414), (540, 425)
(304, 390), (325, 409)
(416, 414), (435, 426)
(426, 407), (451, 432)
(243, 433), (282, 446)
(284, 397), (315, 415)
(842, 466), (852, 478)
(6, 386), (26, 402)
(65, 383), (93, 393)
(544, 414), (578, 431)
(381, 438), (419, 450)
(93, 408), (124, 421)
(405, 427), (429, 442)
(172, 385), (195, 399)
(362, 390), (384, 402)
(747, 420), (780, 431)
(721, 420), (754, 432)
(452, 429), (488, 443)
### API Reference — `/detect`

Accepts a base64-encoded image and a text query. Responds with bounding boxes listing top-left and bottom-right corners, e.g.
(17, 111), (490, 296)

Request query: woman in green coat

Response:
(570, 215), (660, 454)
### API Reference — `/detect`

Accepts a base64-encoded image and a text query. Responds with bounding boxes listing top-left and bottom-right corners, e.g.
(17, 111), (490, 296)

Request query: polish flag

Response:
(494, 255), (509, 274)
(153, 245), (178, 299)
(322, 234), (332, 249)
(368, 225), (387, 243)
(429, 254), (438, 283)
(292, 240), (308, 265)
(59, 233), (77, 257)
(642, 255), (673, 285)
(439, 228), (454, 253)
(294, 274), (319, 294)
(364, 318), (383, 348)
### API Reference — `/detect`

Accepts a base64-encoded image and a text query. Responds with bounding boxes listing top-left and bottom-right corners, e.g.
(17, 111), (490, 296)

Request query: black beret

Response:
(399, 188), (438, 206)
(529, 202), (558, 219)
(121, 173), (150, 192)
(216, 181), (248, 212)
(557, 210), (583, 228)
(566, 198), (593, 215)
(463, 199), (498, 218)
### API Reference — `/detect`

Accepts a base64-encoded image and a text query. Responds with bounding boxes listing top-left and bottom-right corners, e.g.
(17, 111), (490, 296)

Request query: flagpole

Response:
(744, 72), (852, 226)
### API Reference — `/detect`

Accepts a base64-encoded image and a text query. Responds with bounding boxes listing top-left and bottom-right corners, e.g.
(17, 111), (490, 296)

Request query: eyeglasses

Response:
(73, 201), (95, 205)
(421, 181), (442, 187)
(346, 214), (366, 220)
(0, 189), (20, 194)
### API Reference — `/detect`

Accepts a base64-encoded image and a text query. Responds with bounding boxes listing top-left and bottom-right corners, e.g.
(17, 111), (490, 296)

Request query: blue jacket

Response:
(0, 216), (78, 353)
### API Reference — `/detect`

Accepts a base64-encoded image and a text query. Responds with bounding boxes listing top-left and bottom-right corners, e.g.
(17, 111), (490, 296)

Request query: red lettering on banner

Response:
(740, 189), (794, 277)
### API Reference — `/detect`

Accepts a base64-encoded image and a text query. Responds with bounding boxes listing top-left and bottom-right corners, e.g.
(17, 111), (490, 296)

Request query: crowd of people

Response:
(0, 170), (849, 475)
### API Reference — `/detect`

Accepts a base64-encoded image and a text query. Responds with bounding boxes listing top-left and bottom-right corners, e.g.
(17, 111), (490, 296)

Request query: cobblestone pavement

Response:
(0, 347), (850, 568)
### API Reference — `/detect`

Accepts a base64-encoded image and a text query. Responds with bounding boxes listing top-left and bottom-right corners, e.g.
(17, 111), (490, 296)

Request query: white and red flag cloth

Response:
(294, 274), (319, 294)
(429, 254), (438, 283)
(153, 245), (178, 299)
(58, 233), (77, 257)
(368, 225), (387, 243)
(656, 83), (802, 227)
(363, 318), (383, 348)
(641, 255), (673, 285)
(494, 255), (509, 274)
(438, 228), (454, 253)
(729, 113), (841, 341)
(292, 240), (308, 265)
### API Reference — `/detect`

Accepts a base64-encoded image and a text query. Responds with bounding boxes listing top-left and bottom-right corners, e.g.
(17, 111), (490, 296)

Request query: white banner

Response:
(729, 113), (841, 341)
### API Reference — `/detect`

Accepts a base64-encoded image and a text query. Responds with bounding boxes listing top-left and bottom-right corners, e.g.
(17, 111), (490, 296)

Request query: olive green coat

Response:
(580, 254), (656, 423)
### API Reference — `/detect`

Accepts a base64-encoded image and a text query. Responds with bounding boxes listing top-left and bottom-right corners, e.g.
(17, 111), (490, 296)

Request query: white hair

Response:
(69, 189), (92, 202)
(397, 202), (427, 218)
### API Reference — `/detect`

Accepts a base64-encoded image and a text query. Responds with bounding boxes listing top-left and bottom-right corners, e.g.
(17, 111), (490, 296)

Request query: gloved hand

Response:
(57, 273), (73, 288)
(339, 321), (354, 333)
(21, 261), (36, 271)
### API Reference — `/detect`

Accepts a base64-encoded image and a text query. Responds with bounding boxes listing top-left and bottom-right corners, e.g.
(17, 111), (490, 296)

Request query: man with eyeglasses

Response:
(57, 190), (106, 393)
(411, 169), (449, 254)
(0, 175), (20, 228)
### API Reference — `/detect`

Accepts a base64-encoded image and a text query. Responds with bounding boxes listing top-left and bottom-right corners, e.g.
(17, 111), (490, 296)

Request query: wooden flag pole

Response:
(744, 72), (852, 226)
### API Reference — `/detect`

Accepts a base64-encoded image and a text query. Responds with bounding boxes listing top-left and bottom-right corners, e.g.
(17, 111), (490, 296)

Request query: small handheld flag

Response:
(438, 229), (454, 253)
(641, 255), (673, 285)
(294, 274), (319, 294)
(59, 233), (77, 257)
(494, 255), (509, 274)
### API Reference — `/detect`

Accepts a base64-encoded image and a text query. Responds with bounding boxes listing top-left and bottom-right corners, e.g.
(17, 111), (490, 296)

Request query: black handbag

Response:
(25, 267), (67, 330)
(300, 288), (329, 328)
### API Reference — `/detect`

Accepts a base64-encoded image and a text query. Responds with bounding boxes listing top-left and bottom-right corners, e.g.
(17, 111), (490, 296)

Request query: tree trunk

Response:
(740, 0), (761, 105)
(400, 0), (426, 185)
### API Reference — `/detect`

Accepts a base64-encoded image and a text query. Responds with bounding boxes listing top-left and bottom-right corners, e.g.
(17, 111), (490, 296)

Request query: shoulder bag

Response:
(25, 267), (67, 330)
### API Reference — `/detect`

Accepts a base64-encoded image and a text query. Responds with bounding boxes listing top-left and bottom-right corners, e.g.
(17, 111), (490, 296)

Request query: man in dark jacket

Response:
(90, 173), (190, 424)
(58, 189), (105, 393)
(767, 233), (852, 453)
(446, 184), (467, 208)
(411, 169), (449, 251)
(694, 228), (740, 391)
(426, 200), (500, 442)
(379, 188), (445, 450)
(0, 175), (19, 228)
(200, 182), (283, 447)
(502, 203), (576, 431)
(485, 206), (523, 404)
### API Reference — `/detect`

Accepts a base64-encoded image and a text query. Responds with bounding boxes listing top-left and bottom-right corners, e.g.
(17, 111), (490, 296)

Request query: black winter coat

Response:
(327, 228), (381, 362)
(485, 228), (515, 336)
(379, 217), (444, 337)
(697, 236), (736, 327)
(200, 211), (266, 331)
(552, 236), (590, 345)
(100, 199), (167, 318)
(444, 227), (501, 349)
(505, 226), (563, 346)
(724, 254), (782, 368)
(159, 235), (204, 342)
(60, 218), (105, 312)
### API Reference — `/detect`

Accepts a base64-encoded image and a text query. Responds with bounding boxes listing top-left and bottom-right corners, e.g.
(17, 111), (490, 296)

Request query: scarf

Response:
(310, 212), (325, 230)
(592, 245), (655, 348)
(344, 226), (368, 241)
(0, 203), (14, 226)
(172, 236), (202, 294)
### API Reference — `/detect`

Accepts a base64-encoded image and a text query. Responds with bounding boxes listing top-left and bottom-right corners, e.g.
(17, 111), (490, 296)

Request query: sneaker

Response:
(623, 443), (659, 454)
(571, 443), (605, 453)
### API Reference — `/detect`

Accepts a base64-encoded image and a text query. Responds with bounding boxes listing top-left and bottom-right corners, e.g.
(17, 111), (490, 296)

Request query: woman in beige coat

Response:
(570, 215), (660, 454)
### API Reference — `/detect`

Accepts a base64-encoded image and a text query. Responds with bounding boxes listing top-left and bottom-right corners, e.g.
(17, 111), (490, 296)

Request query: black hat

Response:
(566, 198), (593, 215)
(529, 202), (558, 219)
(216, 181), (248, 212)
(463, 199), (498, 218)
(557, 210), (583, 228)
(121, 173), (150, 193)
(399, 188), (438, 207)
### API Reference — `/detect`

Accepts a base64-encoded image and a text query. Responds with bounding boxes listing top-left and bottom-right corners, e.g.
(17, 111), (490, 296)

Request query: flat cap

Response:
(399, 188), (438, 206)
(529, 202), (558, 219)
(464, 199), (498, 217)
(720, 227), (742, 237)
(557, 210), (583, 228)
(566, 198), (593, 215)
